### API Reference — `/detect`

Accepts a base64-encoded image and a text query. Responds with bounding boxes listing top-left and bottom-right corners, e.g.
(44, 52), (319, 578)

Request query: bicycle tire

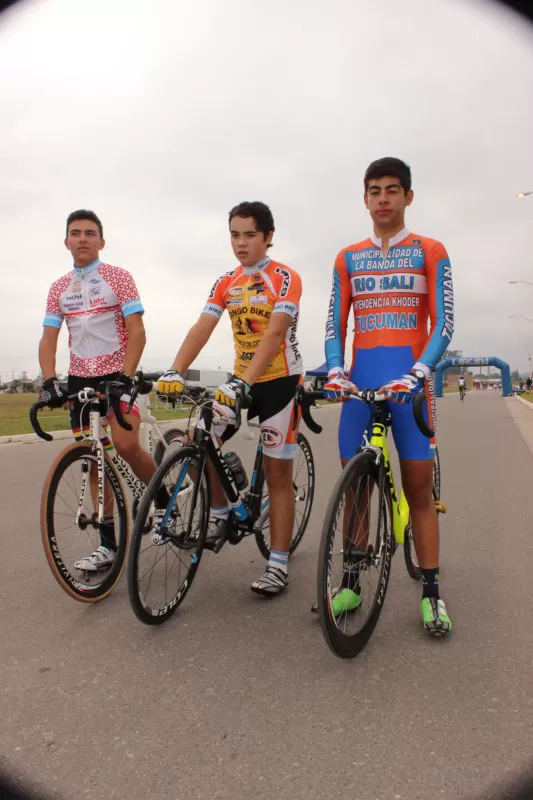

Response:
(254, 432), (315, 560)
(127, 445), (209, 625)
(317, 451), (393, 658)
(41, 442), (129, 602)
(153, 427), (184, 466)
(403, 446), (442, 581)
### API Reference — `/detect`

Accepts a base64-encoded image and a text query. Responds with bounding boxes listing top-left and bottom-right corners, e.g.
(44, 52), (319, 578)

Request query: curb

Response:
(0, 419), (186, 447)
(514, 394), (533, 410)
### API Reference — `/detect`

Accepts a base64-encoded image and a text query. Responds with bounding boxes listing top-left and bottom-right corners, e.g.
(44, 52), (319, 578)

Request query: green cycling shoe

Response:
(420, 597), (453, 636)
(311, 587), (362, 616)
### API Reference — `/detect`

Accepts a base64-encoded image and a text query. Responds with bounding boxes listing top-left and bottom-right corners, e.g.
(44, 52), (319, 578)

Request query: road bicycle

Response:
(315, 388), (446, 658)
(127, 385), (322, 625)
(30, 372), (184, 603)
(459, 385), (466, 402)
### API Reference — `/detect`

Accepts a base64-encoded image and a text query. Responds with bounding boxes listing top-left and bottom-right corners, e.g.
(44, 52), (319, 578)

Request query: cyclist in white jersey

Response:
(38, 210), (166, 572)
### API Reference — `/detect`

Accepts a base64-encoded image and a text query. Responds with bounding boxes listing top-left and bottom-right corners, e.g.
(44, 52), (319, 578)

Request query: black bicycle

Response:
(127, 386), (322, 624)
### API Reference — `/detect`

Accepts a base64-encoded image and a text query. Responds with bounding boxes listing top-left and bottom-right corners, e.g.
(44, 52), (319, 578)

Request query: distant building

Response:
(6, 378), (39, 393)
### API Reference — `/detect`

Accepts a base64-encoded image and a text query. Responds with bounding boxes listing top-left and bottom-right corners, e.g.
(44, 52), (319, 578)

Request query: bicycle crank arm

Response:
(253, 508), (270, 532)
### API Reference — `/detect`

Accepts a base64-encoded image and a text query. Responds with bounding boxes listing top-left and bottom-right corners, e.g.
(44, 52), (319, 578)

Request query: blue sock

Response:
(269, 549), (289, 574)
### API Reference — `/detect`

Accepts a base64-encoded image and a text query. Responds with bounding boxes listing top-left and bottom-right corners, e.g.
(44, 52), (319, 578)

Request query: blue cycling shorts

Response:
(338, 346), (437, 462)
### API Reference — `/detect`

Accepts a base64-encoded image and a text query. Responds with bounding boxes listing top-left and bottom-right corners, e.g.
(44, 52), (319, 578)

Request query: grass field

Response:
(0, 393), (191, 437)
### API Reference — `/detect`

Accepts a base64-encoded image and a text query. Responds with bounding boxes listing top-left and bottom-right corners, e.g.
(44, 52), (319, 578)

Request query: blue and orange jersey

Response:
(325, 228), (454, 371)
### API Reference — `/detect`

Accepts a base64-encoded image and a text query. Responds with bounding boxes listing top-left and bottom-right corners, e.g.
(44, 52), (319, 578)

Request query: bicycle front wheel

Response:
(41, 442), (129, 602)
(153, 427), (184, 466)
(254, 432), (315, 559)
(317, 451), (393, 659)
(127, 446), (209, 625)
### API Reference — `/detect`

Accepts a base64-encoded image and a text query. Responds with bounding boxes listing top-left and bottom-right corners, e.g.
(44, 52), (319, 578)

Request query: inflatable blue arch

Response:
(435, 357), (512, 397)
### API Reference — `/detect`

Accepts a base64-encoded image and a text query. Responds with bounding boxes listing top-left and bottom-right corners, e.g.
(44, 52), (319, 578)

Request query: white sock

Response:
(269, 549), (289, 575)
(211, 504), (230, 520)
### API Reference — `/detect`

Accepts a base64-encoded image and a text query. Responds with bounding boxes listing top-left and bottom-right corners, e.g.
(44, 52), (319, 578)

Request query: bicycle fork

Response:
(76, 412), (107, 529)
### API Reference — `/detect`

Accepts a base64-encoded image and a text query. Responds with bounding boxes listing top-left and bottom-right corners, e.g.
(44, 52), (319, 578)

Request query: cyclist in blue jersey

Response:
(316, 158), (454, 635)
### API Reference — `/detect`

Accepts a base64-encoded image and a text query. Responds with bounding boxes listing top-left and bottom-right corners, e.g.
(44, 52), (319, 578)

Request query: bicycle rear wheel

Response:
(317, 451), (393, 658)
(41, 442), (128, 602)
(254, 432), (315, 559)
(127, 446), (209, 625)
(404, 446), (442, 581)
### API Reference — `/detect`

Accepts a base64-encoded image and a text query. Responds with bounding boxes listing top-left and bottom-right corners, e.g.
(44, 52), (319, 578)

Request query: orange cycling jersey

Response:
(203, 257), (303, 382)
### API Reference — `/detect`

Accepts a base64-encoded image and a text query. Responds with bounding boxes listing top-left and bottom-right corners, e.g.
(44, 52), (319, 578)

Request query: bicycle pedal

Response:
(204, 536), (227, 554)
(434, 500), (447, 514)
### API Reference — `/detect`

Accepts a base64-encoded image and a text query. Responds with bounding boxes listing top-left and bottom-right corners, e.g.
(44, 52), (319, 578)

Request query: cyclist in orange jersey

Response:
(158, 202), (303, 597)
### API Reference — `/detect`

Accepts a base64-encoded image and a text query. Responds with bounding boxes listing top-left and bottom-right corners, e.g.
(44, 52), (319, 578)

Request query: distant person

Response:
(526, 377), (532, 391)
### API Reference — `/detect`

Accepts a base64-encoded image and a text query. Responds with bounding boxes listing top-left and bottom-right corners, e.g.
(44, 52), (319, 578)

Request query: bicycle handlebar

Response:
(412, 391), (434, 438)
(345, 387), (434, 439)
(29, 379), (136, 442)
(105, 386), (132, 432)
(29, 401), (54, 441)
(293, 387), (323, 435)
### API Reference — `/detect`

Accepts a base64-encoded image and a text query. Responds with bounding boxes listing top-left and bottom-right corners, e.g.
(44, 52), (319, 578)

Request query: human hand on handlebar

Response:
(323, 368), (358, 402)
(214, 377), (251, 409)
(157, 369), (186, 397)
(378, 373), (424, 404)
(38, 377), (68, 408)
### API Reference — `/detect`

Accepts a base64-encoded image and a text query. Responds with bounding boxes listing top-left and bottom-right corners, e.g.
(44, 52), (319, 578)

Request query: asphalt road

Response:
(1, 392), (533, 800)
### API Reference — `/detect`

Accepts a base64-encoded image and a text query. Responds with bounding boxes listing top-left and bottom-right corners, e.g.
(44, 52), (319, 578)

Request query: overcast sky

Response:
(1, 0), (533, 381)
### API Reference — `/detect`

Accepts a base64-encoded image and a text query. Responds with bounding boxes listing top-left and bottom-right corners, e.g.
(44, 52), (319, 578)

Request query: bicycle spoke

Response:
(41, 444), (127, 601)
(318, 453), (393, 657)
(128, 447), (208, 623)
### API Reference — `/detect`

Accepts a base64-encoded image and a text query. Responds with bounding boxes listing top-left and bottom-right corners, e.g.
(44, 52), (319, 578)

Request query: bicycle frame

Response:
(362, 416), (410, 546)
(196, 413), (265, 530)
(79, 390), (171, 525)
(159, 405), (269, 540)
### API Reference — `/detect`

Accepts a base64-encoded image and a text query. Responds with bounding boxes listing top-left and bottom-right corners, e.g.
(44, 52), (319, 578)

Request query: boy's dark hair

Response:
(66, 209), (103, 238)
(228, 201), (275, 247)
(364, 158), (412, 194)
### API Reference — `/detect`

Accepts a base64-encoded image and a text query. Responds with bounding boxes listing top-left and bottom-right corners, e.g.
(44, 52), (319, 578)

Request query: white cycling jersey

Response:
(43, 259), (144, 377)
